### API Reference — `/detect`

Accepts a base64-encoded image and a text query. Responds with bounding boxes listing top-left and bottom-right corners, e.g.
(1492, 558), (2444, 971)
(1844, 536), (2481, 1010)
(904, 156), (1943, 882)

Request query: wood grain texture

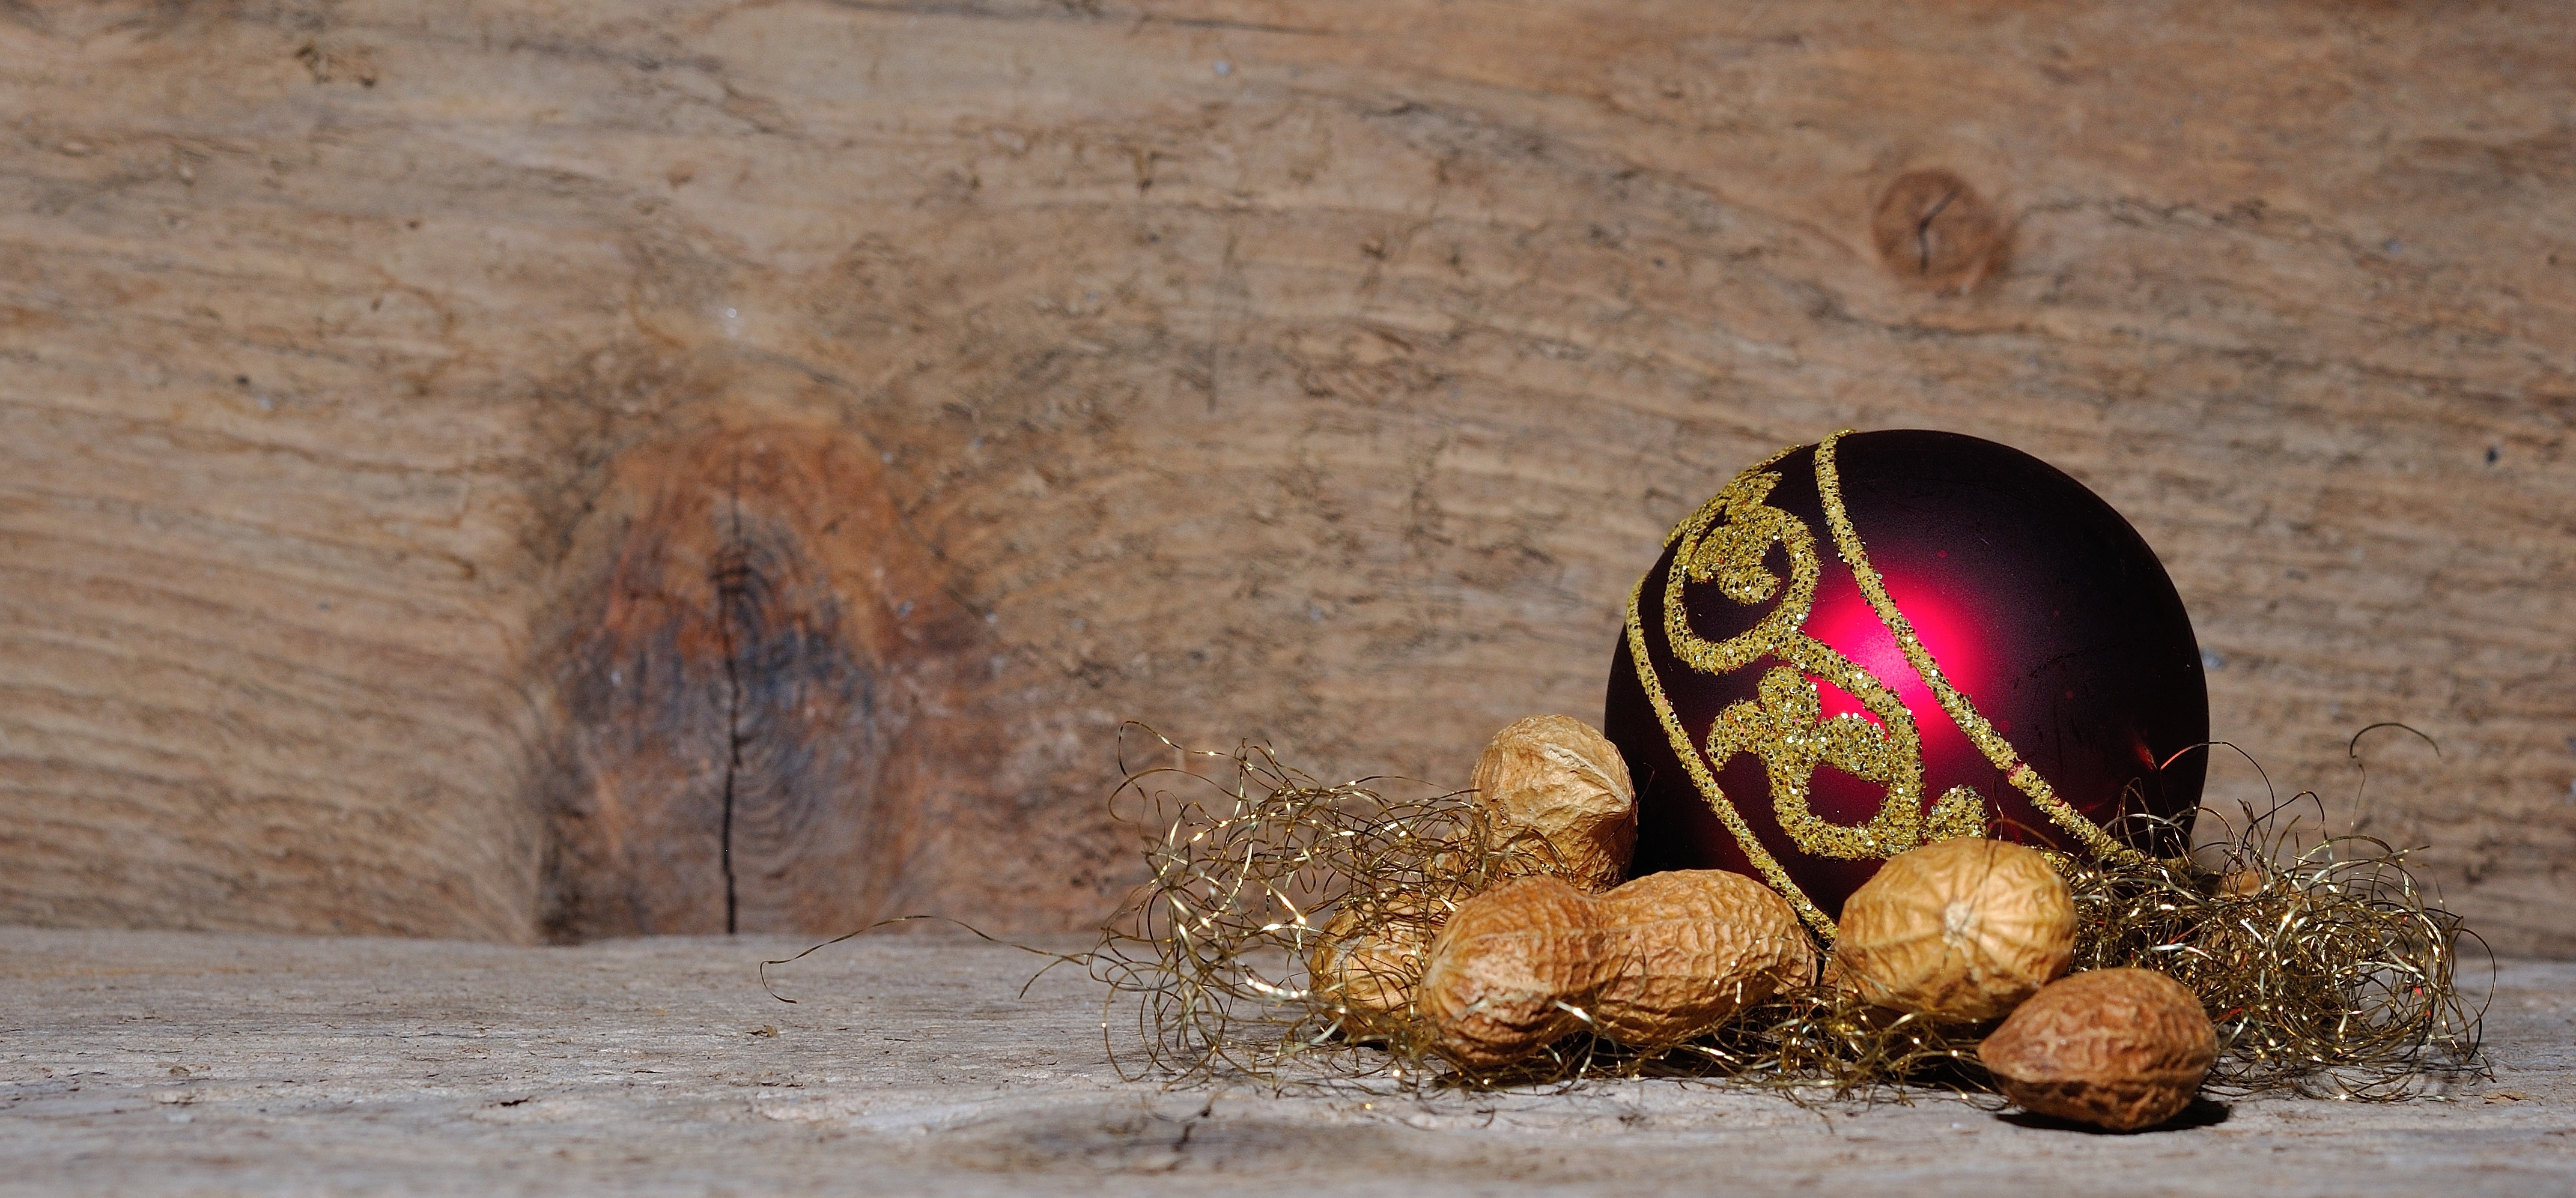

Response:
(4, 928), (2575, 1194)
(0, 1), (2570, 947)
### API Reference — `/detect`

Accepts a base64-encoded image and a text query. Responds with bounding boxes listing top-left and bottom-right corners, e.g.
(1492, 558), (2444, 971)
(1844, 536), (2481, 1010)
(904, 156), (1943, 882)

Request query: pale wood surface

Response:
(1, 928), (2568, 1196)
(1, 3), (2572, 946)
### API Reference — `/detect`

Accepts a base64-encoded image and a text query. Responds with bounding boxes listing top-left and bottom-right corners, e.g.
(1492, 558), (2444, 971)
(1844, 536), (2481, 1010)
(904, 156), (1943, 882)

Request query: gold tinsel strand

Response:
(2064, 800), (2485, 1099)
(1088, 724), (2485, 1100)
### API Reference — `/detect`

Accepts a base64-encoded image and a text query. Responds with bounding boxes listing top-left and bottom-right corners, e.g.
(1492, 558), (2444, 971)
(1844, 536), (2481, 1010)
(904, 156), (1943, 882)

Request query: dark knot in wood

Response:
(1870, 169), (2007, 293)
(542, 423), (979, 940)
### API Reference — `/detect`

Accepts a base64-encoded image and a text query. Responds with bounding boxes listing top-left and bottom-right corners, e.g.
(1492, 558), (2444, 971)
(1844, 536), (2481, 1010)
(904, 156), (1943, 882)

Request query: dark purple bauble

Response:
(1603, 430), (2205, 934)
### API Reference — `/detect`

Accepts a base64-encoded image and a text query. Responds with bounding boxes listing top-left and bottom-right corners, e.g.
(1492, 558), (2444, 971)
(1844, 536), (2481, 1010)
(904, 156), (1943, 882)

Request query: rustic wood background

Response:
(2, 1), (2570, 950)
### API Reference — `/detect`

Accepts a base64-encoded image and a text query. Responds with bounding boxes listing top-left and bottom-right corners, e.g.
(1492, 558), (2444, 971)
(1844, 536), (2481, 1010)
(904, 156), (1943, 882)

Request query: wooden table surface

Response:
(2, 927), (2568, 1196)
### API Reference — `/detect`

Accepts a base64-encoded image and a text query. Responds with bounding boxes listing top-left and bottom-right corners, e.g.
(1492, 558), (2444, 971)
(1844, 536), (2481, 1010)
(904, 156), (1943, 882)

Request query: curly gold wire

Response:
(1087, 724), (2484, 1102)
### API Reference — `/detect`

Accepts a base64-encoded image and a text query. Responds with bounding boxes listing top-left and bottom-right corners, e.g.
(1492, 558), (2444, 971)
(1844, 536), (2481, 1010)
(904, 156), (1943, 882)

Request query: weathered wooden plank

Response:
(0, 2), (2570, 946)
(0, 928), (2568, 1194)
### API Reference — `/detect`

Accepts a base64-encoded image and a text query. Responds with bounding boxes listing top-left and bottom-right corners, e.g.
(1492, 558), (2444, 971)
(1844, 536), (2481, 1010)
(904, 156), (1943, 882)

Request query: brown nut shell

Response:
(1471, 715), (1637, 891)
(1416, 875), (1615, 1068)
(1979, 967), (2219, 1131)
(1305, 895), (1441, 1018)
(1835, 837), (2074, 1021)
(1589, 870), (1818, 1046)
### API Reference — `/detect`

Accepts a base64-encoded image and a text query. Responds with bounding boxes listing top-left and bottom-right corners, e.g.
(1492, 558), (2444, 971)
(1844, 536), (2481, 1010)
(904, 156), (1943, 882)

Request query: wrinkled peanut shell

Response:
(1417, 875), (1617, 1068)
(1588, 870), (1817, 1045)
(1470, 715), (1637, 892)
(1306, 895), (1441, 1018)
(1979, 967), (2219, 1131)
(1418, 869), (1819, 1067)
(1834, 837), (2074, 1021)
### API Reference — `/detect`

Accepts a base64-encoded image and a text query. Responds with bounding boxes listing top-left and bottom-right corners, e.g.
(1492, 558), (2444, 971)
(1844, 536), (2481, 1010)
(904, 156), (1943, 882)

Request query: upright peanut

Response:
(1470, 716), (1636, 891)
(1834, 837), (2074, 1021)
(1418, 870), (1815, 1067)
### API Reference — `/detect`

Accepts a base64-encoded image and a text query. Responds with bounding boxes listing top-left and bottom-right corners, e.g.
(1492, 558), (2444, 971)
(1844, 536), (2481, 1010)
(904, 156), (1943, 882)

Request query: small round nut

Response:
(1471, 715), (1637, 891)
(1979, 967), (2219, 1131)
(1305, 895), (1440, 1018)
(1835, 837), (2074, 1021)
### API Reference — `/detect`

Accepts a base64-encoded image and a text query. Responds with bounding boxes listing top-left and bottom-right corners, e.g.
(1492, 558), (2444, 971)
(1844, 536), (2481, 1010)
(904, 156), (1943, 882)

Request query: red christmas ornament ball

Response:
(1603, 430), (2207, 934)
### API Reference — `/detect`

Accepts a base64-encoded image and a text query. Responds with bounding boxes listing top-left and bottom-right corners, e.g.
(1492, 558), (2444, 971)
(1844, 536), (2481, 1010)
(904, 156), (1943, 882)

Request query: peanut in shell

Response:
(1417, 869), (1818, 1068)
(1311, 715), (1636, 1032)
(1587, 870), (1817, 1045)
(1833, 837), (2074, 1021)
(1305, 895), (1441, 1018)
(1469, 715), (1637, 892)
(1416, 875), (1618, 1068)
(1978, 967), (2219, 1131)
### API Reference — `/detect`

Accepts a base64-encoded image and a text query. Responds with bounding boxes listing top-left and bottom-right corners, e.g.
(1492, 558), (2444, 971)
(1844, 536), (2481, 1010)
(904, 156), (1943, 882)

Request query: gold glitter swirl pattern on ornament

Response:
(1624, 429), (2146, 934)
(1809, 431), (2134, 862)
(1657, 458), (1936, 864)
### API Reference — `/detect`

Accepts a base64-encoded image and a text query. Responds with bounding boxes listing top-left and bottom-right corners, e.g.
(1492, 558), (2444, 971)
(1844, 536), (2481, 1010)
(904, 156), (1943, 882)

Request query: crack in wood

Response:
(1916, 188), (1960, 276)
(711, 455), (750, 936)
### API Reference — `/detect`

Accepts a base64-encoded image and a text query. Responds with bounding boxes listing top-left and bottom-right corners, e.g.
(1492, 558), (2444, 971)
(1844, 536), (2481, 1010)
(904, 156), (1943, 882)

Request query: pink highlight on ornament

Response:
(1796, 564), (1998, 826)
(1802, 567), (1985, 724)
